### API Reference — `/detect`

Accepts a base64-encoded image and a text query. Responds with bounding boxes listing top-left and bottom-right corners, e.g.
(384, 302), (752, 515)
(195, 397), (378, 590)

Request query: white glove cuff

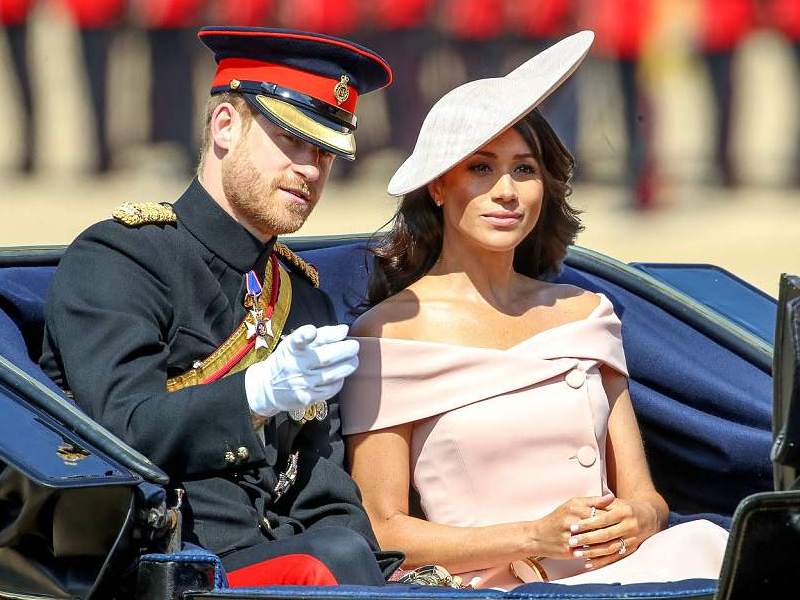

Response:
(245, 363), (279, 418)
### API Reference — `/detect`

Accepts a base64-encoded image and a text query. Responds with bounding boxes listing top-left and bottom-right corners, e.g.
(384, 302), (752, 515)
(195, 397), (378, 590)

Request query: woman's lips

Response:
(481, 212), (522, 227)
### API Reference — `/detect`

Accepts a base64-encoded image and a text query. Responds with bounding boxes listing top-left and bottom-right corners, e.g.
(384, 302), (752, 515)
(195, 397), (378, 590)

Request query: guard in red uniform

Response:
(359, 0), (434, 156)
(135, 0), (205, 174)
(442, 0), (506, 81)
(1, 0), (36, 172)
(765, 0), (800, 186)
(699, 0), (756, 187)
(584, 0), (656, 209)
(208, 0), (273, 27)
(61, 0), (126, 173)
(505, 0), (580, 157)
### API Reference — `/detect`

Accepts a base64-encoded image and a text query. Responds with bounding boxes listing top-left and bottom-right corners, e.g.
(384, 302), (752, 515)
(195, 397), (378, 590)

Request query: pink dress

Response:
(341, 294), (728, 589)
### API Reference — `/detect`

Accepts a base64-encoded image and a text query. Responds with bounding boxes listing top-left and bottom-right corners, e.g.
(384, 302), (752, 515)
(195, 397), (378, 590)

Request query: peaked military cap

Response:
(199, 27), (393, 160)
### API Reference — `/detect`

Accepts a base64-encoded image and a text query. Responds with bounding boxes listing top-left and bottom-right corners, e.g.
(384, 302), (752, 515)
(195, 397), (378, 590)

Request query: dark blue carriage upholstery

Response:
(0, 242), (774, 597)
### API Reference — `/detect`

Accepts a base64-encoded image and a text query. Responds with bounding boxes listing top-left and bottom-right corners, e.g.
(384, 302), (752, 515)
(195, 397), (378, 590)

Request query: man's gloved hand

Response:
(245, 324), (359, 418)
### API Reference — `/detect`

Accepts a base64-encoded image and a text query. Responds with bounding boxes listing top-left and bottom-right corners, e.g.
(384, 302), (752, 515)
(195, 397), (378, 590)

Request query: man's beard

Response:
(221, 143), (318, 237)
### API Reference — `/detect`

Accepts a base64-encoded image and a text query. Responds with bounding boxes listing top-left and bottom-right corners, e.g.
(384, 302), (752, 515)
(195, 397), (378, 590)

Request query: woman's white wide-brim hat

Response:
(387, 30), (595, 197)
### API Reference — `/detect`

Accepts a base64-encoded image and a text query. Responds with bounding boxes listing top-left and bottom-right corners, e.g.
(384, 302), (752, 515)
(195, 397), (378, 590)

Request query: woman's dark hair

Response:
(366, 109), (583, 307)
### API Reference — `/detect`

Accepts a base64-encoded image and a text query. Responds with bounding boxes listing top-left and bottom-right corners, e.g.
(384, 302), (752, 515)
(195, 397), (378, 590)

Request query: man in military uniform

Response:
(40, 27), (400, 587)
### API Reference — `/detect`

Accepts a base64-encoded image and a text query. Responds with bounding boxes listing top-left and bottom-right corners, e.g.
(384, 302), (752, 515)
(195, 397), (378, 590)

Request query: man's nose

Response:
(292, 144), (323, 182)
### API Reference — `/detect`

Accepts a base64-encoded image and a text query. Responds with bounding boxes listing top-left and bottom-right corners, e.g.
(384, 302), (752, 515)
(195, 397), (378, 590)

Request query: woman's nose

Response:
(492, 173), (518, 202)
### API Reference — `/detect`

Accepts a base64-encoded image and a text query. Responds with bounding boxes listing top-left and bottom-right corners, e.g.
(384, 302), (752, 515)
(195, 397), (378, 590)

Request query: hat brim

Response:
(247, 94), (356, 160)
(387, 31), (594, 196)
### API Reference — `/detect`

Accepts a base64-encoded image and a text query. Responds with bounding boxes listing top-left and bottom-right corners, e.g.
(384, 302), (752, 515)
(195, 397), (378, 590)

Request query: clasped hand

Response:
(533, 493), (659, 569)
(245, 324), (359, 418)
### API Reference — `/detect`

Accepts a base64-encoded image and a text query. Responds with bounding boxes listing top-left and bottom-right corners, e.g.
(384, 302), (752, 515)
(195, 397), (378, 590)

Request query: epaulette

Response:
(112, 202), (177, 227)
(274, 242), (319, 288)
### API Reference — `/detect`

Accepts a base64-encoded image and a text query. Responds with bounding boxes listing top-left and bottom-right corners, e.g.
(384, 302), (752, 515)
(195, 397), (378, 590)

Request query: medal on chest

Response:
(244, 257), (279, 350)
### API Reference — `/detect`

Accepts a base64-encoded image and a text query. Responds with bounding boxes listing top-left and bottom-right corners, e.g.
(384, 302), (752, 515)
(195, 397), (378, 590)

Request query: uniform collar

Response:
(173, 178), (275, 273)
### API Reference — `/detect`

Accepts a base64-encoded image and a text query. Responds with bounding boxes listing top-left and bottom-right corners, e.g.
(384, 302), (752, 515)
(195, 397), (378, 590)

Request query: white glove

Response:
(245, 324), (359, 418)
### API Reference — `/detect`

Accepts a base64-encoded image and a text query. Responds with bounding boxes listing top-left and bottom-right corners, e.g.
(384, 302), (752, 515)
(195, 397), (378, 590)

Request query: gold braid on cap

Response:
(112, 202), (177, 227)
(274, 242), (319, 288)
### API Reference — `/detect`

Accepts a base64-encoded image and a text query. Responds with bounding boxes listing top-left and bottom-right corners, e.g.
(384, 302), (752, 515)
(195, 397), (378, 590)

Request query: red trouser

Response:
(227, 553), (337, 587)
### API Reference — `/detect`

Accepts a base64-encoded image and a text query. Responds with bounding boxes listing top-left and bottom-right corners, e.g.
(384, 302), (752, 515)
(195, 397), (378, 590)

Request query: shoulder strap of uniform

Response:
(274, 242), (319, 288)
(112, 202), (177, 227)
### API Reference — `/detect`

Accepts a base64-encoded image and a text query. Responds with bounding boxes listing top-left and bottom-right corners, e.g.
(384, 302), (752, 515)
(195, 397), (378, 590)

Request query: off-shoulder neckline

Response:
(351, 293), (614, 353)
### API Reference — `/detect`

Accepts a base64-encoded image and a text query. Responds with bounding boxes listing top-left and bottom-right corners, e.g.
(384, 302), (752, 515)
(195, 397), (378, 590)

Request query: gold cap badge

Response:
(229, 79), (241, 90)
(333, 75), (350, 105)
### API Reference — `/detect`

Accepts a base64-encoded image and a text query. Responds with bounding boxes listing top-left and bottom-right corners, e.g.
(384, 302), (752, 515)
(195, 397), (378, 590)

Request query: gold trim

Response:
(274, 241), (319, 288)
(112, 202), (176, 227)
(510, 556), (549, 582)
(166, 263), (293, 392)
(255, 95), (355, 157)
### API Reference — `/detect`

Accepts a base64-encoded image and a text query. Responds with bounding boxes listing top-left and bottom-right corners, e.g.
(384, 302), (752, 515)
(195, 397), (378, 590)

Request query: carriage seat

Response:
(0, 240), (776, 599)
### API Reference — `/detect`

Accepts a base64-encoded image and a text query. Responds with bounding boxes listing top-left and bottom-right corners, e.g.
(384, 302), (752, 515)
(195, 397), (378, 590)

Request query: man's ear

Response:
(210, 103), (239, 152)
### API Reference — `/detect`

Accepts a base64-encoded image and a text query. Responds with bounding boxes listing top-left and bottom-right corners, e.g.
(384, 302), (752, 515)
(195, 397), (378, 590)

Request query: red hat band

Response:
(211, 58), (359, 114)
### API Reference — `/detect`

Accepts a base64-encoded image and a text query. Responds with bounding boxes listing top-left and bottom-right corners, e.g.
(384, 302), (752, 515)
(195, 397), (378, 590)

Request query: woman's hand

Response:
(527, 493), (615, 558)
(567, 497), (661, 570)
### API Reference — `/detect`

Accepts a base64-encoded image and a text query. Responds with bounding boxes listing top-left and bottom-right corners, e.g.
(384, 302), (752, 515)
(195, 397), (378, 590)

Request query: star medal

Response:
(244, 270), (273, 349)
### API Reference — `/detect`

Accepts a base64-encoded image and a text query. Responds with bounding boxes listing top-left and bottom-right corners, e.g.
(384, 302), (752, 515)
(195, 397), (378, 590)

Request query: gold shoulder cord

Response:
(273, 242), (319, 288)
(112, 202), (177, 227)
(166, 260), (293, 392)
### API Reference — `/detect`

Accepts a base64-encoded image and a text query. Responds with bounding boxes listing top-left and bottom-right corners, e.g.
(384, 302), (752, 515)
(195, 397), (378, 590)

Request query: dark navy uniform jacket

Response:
(40, 179), (380, 560)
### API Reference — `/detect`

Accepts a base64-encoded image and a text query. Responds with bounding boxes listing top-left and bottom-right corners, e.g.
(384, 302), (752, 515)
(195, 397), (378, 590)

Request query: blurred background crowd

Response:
(1, 0), (799, 293)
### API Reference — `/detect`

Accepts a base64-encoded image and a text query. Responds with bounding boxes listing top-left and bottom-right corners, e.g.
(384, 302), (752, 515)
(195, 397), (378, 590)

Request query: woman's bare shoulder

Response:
(529, 280), (602, 317)
(349, 290), (422, 338)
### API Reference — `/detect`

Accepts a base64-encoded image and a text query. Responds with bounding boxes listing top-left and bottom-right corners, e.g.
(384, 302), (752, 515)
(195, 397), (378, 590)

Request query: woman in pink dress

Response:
(339, 32), (728, 590)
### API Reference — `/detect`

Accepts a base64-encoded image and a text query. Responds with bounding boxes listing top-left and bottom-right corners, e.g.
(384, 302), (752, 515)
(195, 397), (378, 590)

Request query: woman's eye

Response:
(469, 163), (491, 174)
(516, 164), (537, 175)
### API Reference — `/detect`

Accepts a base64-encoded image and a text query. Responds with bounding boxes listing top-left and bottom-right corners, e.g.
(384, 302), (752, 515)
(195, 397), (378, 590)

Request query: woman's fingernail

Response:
(570, 523), (579, 533)
(568, 537), (579, 547)
(573, 550), (584, 558)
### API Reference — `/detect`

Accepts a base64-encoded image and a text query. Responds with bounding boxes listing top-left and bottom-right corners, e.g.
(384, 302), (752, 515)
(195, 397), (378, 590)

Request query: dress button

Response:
(224, 451), (237, 465)
(237, 446), (250, 461)
(577, 446), (597, 467)
(565, 369), (586, 388)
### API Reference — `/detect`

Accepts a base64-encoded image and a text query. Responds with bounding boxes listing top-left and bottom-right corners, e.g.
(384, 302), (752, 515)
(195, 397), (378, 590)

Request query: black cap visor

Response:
(244, 93), (356, 160)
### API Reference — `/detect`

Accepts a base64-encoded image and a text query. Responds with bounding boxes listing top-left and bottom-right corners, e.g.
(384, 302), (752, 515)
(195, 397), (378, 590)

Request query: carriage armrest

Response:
(137, 547), (227, 599)
(183, 581), (716, 600)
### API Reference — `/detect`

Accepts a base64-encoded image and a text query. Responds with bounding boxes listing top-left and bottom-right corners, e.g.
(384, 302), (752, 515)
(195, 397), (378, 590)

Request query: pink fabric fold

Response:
(341, 293), (627, 435)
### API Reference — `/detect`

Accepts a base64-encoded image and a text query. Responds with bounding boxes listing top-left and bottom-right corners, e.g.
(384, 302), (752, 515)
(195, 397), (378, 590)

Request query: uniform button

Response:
(237, 446), (250, 461)
(577, 446), (597, 467)
(224, 451), (237, 465)
(565, 369), (586, 388)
